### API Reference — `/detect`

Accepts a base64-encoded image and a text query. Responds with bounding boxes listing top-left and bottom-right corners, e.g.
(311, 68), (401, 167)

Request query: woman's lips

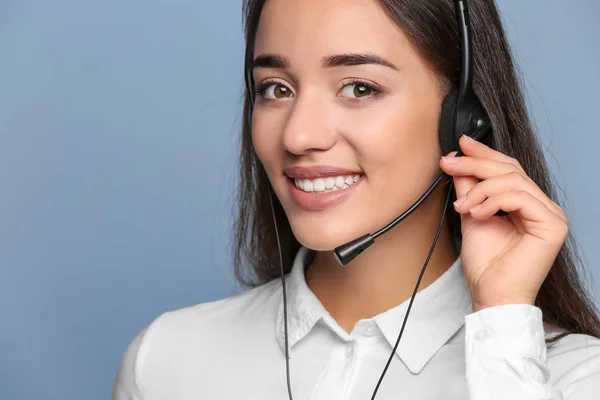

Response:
(287, 176), (363, 211)
(284, 165), (363, 179)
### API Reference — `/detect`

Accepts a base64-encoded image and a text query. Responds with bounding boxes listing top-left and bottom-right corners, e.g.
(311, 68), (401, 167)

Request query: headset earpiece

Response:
(438, 88), (491, 155)
(438, 90), (459, 155)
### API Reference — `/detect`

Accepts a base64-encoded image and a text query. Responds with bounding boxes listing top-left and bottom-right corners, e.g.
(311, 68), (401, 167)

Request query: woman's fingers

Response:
(444, 151), (479, 200)
(439, 139), (567, 224)
(441, 154), (524, 181)
(458, 134), (525, 173)
(468, 190), (568, 243)
(452, 172), (568, 224)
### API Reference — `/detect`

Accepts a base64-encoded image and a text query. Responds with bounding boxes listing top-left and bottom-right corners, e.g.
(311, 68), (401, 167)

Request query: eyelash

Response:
(253, 79), (384, 103)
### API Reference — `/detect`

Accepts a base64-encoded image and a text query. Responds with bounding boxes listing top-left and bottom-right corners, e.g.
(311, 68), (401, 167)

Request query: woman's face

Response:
(251, 0), (446, 251)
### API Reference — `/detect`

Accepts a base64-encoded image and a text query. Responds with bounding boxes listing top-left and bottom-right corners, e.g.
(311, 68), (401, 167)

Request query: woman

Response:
(112, 0), (600, 399)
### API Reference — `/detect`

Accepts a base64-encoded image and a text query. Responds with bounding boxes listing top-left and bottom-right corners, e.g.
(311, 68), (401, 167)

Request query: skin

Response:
(251, 0), (568, 333)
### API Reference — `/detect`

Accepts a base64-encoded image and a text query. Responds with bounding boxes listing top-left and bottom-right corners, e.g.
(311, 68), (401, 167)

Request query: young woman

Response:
(113, 0), (600, 399)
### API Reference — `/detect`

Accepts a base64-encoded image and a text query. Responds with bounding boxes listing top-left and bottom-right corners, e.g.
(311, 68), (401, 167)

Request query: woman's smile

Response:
(284, 165), (365, 211)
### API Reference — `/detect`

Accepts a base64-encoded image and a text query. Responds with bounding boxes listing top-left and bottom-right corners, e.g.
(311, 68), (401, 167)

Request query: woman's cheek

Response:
(252, 112), (281, 172)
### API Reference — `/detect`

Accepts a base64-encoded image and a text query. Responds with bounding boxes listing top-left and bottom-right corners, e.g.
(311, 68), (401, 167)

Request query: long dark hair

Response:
(234, 0), (600, 343)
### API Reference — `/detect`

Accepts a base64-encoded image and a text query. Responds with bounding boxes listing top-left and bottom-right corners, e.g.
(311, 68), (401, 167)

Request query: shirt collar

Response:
(275, 246), (473, 374)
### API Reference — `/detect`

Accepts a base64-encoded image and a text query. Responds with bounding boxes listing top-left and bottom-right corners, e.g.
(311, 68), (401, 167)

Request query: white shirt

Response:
(112, 246), (600, 399)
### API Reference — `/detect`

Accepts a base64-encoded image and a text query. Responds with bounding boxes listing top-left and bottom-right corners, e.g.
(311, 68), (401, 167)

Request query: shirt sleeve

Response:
(111, 325), (153, 400)
(464, 304), (600, 400)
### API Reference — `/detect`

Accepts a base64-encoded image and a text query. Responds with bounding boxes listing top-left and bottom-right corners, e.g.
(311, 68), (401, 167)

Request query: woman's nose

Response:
(281, 92), (337, 155)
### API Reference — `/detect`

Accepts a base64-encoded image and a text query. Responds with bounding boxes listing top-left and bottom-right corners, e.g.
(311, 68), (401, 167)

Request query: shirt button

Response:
(345, 343), (355, 358)
(474, 328), (489, 341)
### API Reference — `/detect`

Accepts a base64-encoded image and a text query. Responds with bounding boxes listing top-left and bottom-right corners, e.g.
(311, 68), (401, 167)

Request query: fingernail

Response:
(454, 195), (467, 206)
(442, 156), (459, 164)
(470, 204), (482, 213)
(462, 134), (475, 142)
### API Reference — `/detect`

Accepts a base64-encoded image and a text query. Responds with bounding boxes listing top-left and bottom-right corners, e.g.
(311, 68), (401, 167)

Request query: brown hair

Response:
(234, 0), (600, 343)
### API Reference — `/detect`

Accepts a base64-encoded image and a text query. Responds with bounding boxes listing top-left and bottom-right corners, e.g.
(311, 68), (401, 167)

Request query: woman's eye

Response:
(340, 83), (373, 99)
(256, 81), (379, 101)
(261, 83), (293, 99)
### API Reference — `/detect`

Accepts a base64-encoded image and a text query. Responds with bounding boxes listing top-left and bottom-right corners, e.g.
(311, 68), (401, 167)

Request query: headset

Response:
(244, 0), (492, 399)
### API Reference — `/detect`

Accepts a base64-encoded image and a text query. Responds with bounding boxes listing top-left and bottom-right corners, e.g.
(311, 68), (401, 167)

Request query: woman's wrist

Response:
(471, 295), (537, 313)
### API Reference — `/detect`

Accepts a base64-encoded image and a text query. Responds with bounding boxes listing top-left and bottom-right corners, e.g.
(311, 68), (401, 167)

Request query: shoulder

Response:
(548, 331), (600, 355)
(148, 277), (282, 338)
(546, 330), (600, 361)
(545, 329), (600, 390)
(112, 278), (283, 399)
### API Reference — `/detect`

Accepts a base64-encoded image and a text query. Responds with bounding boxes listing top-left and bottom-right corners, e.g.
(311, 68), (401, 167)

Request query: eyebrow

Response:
(251, 53), (399, 71)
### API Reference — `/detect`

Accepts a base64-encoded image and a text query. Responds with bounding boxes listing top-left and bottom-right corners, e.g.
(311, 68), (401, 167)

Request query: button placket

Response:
(345, 342), (355, 359)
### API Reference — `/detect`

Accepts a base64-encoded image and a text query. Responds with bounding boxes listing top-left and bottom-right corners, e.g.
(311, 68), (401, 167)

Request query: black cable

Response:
(370, 176), (454, 399)
(270, 189), (295, 400)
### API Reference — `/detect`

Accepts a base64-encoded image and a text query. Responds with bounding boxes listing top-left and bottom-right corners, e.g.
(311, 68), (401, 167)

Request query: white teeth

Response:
(294, 174), (362, 193)
(325, 177), (335, 189)
(313, 178), (325, 192)
(303, 179), (314, 192)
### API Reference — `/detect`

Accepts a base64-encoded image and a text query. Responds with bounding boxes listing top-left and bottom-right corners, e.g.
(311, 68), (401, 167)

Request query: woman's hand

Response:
(439, 134), (568, 313)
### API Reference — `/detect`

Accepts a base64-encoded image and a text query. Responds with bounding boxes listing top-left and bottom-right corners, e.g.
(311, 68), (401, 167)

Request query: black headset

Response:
(244, 0), (492, 399)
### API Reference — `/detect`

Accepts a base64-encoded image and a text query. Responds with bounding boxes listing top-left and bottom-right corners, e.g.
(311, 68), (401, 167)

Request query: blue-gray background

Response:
(1, 0), (599, 399)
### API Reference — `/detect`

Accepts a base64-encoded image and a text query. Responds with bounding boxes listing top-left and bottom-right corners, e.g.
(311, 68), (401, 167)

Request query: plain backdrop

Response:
(0, 1), (599, 399)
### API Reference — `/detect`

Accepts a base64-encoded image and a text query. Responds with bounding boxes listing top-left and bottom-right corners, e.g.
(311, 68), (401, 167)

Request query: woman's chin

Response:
(290, 221), (364, 252)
